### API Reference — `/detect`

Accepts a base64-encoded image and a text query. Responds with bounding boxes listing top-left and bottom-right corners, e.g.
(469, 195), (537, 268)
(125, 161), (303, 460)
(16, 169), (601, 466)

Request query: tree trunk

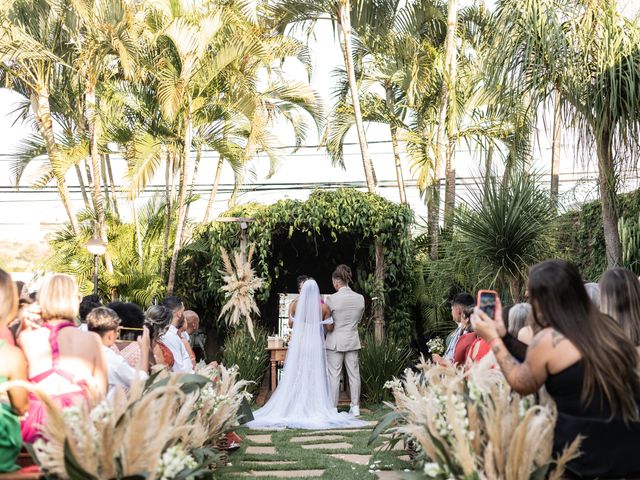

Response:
(31, 90), (80, 234)
(373, 238), (386, 343)
(106, 153), (120, 219)
(484, 143), (494, 202)
(86, 84), (113, 275)
(101, 154), (110, 211)
(161, 152), (172, 280)
(75, 164), (91, 210)
(203, 155), (224, 223)
(385, 86), (407, 204)
(442, 0), (458, 230)
(338, 1), (377, 194)
(596, 127), (621, 267)
(167, 114), (193, 295)
(184, 143), (202, 222)
(550, 91), (562, 208)
(132, 199), (143, 267)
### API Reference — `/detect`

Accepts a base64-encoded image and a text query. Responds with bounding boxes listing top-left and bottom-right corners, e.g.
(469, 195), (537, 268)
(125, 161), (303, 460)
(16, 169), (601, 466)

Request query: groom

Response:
(325, 264), (365, 416)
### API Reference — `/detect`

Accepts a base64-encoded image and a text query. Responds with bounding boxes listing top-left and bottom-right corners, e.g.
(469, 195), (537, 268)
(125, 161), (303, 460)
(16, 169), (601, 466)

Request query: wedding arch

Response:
(177, 188), (414, 345)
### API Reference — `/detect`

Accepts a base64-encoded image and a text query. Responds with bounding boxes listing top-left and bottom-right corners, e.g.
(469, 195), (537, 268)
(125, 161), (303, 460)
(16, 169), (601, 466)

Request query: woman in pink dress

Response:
(18, 274), (107, 443)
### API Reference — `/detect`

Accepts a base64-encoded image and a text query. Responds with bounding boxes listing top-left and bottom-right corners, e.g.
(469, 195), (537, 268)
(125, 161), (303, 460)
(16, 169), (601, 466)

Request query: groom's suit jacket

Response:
(325, 286), (365, 352)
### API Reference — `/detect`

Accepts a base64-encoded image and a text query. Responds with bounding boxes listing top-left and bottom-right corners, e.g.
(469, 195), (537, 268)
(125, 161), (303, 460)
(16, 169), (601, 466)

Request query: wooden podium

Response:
(266, 346), (288, 392)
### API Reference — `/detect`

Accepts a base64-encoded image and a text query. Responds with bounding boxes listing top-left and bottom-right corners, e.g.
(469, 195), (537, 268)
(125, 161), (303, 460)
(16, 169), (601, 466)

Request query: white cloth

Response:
(181, 331), (190, 342)
(161, 325), (194, 373)
(103, 346), (148, 394)
(246, 280), (367, 430)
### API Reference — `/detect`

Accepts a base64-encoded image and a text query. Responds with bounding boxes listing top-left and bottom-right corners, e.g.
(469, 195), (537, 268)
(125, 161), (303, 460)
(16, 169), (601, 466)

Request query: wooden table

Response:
(266, 346), (288, 391)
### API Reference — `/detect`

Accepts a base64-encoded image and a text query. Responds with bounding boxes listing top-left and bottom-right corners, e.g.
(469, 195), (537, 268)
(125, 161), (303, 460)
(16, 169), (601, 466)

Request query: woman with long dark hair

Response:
(474, 260), (640, 478)
(600, 267), (640, 346)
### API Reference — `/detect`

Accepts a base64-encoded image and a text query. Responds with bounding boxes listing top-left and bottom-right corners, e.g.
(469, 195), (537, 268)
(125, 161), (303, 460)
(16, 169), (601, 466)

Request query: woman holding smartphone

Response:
(472, 259), (640, 478)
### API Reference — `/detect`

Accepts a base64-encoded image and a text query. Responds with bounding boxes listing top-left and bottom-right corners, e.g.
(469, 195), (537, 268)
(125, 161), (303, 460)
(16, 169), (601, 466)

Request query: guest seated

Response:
(160, 296), (193, 373)
(179, 313), (197, 367)
(18, 274), (107, 443)
(0, 269), (28, 473)
(87, 307), (149, 394)
(144, 305), (175, 370)
(584, 282), (601, 309)
(107, 302), (146, 367)
(434, 293), (475, 366)
(473, 260), (640, 479)
(78, 294), (102, 331)
(184, 310), (206, 362)
(600, 267), (640, 346)
(507, 303), (534, 344)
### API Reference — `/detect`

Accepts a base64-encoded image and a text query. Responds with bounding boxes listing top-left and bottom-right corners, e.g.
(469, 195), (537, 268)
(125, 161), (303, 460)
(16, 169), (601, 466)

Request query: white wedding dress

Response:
(246, 280), (367, 430)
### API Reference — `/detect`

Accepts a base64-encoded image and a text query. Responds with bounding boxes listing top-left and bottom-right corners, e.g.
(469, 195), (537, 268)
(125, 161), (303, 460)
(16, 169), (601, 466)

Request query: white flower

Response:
(157, 445), (197, 480)
(423, 462), (442, 477)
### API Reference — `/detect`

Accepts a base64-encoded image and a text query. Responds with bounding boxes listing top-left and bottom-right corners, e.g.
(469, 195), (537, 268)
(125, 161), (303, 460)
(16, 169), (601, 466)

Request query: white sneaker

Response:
(349, 406), (360, 417)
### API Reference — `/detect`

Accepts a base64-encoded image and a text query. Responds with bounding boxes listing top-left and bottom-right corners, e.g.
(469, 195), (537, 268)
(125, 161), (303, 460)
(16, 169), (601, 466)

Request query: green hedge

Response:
(557, 188), (640, 280)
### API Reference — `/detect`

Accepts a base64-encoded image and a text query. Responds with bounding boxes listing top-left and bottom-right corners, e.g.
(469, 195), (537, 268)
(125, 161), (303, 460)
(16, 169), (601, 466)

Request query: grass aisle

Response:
(217, 405), (412, 479)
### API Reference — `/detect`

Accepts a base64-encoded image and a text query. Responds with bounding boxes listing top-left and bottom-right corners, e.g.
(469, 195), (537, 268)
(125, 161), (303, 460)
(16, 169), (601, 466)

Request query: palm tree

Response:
(0, 0), (81, 233)
(272, 0), (381, 193)
(487, 0), (640, 267)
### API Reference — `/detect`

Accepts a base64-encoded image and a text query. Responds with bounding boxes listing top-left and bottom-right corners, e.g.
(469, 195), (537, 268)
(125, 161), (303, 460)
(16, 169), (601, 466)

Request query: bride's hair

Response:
(332, 265), (352, 286)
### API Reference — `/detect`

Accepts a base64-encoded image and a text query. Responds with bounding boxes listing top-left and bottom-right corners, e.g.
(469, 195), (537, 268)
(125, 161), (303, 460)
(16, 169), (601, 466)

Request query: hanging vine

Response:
(177, 188), (415, 341)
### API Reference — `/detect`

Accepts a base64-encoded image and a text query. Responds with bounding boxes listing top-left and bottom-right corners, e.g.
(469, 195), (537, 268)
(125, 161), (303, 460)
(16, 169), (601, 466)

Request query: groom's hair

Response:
(332, 265), (353, 286)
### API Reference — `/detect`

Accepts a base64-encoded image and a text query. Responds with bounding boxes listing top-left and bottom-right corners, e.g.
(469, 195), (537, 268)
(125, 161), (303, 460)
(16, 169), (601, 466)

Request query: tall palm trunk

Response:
(385, 86), (406, 204)
(86, 84), (114, 275)
(161, 151), (172, 279)
(484, 143), (494, 202)
(550, 91), (562, 208)
(132, 200), (143, 267)
(338, 0), (384, 342)
(443, 0), (458, 230)
(184, 144), (202, 222)
(31, 90), (80, 234)
(75, 164), (91, 209)
(105, 153), (120, 219)
(338, 1), (377, 194)
(101, 154), (110, 211)
(596, 125), (621, 267)
(168, 113), (193, 295)
(203, 155), (224, 223)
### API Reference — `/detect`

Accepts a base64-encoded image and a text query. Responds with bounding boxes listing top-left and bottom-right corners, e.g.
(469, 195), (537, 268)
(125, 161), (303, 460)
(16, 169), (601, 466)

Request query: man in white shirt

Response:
(86, 307), (149, 394)
(160, 296), (194, 373)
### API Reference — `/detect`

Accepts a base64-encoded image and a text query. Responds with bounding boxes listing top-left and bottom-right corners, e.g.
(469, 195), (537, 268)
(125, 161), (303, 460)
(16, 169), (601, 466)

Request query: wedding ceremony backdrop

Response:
(176, 188), (414, 352)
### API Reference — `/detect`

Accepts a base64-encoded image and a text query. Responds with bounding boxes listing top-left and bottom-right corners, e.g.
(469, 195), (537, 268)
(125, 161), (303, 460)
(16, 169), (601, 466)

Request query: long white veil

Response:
(246, 279), (366, 430)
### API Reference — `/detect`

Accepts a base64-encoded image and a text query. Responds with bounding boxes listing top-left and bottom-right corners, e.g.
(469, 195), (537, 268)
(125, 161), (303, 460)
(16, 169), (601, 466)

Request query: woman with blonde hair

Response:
(18, 274), (107, 443)
(600, 267), (640, 346)
(0, 268), (28, 472)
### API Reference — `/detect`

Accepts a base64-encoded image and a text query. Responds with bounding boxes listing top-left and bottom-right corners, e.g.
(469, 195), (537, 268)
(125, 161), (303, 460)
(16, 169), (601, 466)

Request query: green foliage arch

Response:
(177, 188), (414, 342)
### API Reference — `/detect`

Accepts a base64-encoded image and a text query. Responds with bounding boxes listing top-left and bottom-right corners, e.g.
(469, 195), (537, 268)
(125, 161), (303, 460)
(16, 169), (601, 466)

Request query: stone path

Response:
(222, 413), (414, 478)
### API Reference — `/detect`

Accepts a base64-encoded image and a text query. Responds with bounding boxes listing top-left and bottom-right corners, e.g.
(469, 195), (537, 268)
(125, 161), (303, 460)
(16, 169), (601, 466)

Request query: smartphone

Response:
(477, 290), (498, 320)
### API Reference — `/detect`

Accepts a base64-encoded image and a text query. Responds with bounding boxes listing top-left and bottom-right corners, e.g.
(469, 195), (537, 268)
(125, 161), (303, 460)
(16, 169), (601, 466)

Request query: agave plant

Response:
(218, 244), (264, 340)
(454, 173), (556, 302)
(374, 358), (581, 480)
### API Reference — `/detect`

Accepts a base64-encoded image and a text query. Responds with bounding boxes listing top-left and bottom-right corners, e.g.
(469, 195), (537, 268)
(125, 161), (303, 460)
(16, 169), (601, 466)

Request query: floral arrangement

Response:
(426, 337), (445, 356)
(3, 364), (248, 479)
(219, 244), (264, 340)
(376, 357), (581, 480)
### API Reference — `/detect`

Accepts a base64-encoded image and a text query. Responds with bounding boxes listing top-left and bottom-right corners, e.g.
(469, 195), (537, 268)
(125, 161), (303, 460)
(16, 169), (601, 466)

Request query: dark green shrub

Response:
(359, 332), (414, 404)
(222, 325), (269, 397)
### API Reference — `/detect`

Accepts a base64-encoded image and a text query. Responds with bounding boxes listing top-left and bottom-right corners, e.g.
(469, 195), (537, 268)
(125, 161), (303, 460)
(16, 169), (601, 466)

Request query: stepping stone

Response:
(240, 470), (324, 477)
(243, 461), (296, 466)
(245, 446), (277, 455)
(300, 428), (366, 434)
(375, 471), (405, 480)
(301, 442), (352, 450)
(397, 455), (411, 462)
(330, 453), (371, 465)
(290, 434), (345, 443)
(246, 434), (273, 444)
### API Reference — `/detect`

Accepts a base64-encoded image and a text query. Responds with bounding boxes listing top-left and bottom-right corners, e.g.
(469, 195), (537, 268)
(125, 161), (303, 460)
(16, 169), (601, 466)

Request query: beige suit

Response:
(325, 286), (365, 407)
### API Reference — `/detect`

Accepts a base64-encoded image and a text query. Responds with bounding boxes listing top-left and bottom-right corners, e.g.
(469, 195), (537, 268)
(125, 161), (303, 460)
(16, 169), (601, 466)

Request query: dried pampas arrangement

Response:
(2, 364), (247, 479)
(380, 356), (581, 480)
(219, 244), (264, 340)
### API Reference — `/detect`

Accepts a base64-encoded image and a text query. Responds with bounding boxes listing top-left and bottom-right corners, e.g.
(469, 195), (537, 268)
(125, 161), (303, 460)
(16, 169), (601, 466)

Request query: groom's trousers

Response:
(326, 349), (360, 407)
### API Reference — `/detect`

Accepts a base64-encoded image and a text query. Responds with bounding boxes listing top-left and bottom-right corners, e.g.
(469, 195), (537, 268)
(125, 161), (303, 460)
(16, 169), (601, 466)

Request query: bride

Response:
(246, 278), (367, 430)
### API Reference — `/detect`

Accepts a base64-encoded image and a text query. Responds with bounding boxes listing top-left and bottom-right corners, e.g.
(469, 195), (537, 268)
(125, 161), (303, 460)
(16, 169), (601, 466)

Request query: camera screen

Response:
(479, 292), (496, 319)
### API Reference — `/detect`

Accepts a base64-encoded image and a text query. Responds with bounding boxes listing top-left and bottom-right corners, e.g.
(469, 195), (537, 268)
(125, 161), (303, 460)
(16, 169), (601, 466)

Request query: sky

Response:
(0, 0), (639, 241)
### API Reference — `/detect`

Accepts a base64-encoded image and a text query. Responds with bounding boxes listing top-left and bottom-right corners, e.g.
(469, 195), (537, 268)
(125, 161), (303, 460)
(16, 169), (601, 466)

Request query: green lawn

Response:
(217, 404), (413, 479)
